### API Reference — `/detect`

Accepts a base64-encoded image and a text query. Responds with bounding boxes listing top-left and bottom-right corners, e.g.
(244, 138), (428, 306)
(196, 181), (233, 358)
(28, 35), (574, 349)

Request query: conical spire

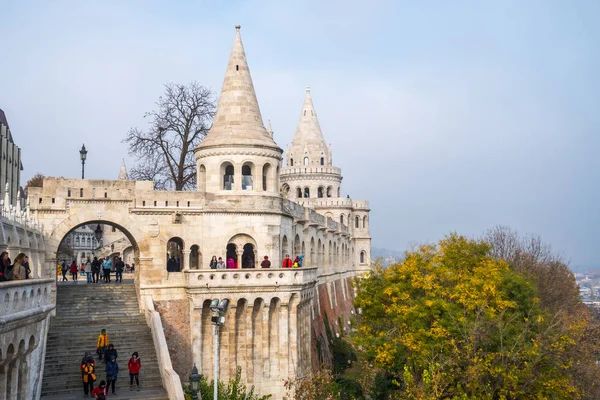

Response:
(199, 25), (278, 149)
(118, 159), (128, 180)
(291, 86), (327, 147)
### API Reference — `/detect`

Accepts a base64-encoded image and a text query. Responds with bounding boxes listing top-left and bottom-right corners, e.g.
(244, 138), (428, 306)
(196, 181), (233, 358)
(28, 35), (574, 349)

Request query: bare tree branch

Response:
(123, 82), (216, 190)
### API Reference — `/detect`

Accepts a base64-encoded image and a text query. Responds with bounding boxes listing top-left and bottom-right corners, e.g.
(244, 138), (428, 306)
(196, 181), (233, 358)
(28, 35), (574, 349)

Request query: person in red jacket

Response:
(70, 260), (78, 282)
(128, 352), (142, 391)
(282, 254), (293, 268)
(91, 380), (107, 399)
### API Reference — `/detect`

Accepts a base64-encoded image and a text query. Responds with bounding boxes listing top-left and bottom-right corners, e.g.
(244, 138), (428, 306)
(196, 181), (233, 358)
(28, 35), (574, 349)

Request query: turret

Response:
(195, 25), (283, 197)
(280, 87), (342, 200)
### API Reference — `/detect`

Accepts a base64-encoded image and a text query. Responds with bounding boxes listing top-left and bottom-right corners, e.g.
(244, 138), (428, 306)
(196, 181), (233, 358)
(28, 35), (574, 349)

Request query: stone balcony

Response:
(0, 279), (55, 329)
(184, 267), (318, 289)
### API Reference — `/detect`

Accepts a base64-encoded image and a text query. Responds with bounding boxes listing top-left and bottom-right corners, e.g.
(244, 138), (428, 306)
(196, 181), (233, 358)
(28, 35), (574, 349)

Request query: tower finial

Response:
(235, 24), (241, 30)
(306, 86), (311, 94)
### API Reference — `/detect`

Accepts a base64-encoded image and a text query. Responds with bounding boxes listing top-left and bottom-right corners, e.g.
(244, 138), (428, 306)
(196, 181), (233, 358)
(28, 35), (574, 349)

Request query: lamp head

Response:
(209, 298), (219, 311)
(79, 144), (88, 161)
(217, 299), (229, 312)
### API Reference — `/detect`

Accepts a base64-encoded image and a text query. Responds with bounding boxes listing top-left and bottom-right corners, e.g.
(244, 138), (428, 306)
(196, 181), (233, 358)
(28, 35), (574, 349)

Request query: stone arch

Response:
(318, 186), (324, 198)
(262, 162), (272, 192)
(317, 238), (322, 266)
(251, 297), (265, 383)
(303, 156), (309, 165)
(189, 245), (200, 269)
(360, 250), (366, 264)
(166, 237), (184, 272)
(281, 183), (290, 198)
(281, 235), (289, 265)
(234, 298), (249, 378)
(309, 237), (315, 267)
(326, 186), (332, 197)
(241, 161), (255, 190)
(303, 187), (310, 198)
(221, 161), (235, 190)
(201, 299), (214, 377)
(363, 215), (368, 228)
(294, 234), (301, 257)
(355, 215), (360, 228)
(228, 234), (257, 269)
(339, 214), (345, 225)
(197, 164), (206, 194)
(46, 213), (143, 277)
(296, 187), (302, 198)
(268, 297), (281, 378)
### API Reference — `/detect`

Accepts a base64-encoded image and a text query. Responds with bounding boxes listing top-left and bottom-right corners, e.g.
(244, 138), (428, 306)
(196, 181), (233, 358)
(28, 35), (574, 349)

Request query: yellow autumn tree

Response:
(354, 234), (590, 400)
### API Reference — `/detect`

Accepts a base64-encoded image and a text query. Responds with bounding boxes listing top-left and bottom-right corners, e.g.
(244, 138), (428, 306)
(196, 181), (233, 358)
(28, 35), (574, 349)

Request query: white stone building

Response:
(28, 25), (372, 399)
(0, 109), (23, 208)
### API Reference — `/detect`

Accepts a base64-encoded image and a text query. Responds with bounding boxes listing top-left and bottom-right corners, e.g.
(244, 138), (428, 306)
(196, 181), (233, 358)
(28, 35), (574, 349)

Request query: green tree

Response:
(354, 234), (589, 400)
(184, 366), (271, 400)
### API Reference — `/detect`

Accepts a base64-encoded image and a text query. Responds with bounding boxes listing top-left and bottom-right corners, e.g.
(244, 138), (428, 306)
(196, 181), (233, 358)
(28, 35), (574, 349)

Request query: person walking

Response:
(104, 344), (118, 364)
(85, 258), (93, 283)
(91, 257), (100, 283)
(82, 358), (96, 397)
(105, 356), (119, 396)
(11, 253), (28, 280)
(70, 260), (78, 282)
(226, 257), (235, 269)
(128, 352), (141, 391)
(282, 254), (293, 268)
(216, 257), (226, 269)
(56, 263), (62, 282)
(115, 257), (124, 283)
(61, 261), (68, 281)
(103, 257), (112, 283)
(261, 255), (271, 268)
(209, 256), (218, 269)
(96, 329), (109, 362)
(90, 380), (107, 399)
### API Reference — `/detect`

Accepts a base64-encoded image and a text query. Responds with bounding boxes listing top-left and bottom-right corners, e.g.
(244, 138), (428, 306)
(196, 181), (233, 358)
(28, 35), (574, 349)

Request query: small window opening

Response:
(38, 198), (42, 204)
(142, 201), (146, 206)
(80, 188), (83, 197)
(177, 201), (179, 207)
(304, 110), (306, 116)
(165, 201), (169, 207)
(296, 188), (302, 198)
(290, 158), (294, 166)
(67, 188), (71, 197)
(52, 198), (55, 204)
(187, 201), (190, 207)
(304, 187), (310, 198)
(154, 201), (157, 206)
(304, 157), (309, 165)
(104, 192), (107, 198)
(320, 157), (324, 166)
(236, 65), (239, 71)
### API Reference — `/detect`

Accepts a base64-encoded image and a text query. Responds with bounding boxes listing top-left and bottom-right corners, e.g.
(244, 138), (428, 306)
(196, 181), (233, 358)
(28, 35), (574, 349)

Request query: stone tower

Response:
(280, 87), (342, 200)
(195, 25), (283, 198)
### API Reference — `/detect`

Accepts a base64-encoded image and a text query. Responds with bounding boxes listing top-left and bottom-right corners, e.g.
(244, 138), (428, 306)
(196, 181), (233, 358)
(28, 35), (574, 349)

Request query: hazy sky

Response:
(1, 1), (599, 267)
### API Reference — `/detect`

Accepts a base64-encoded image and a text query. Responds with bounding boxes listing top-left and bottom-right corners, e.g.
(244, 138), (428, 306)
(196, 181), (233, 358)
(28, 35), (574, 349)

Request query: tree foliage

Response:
(184, 366), (270, 400)
(24, 172), (44, 196)
(124, 82), (215, 190)
(353, 234), (597, 399)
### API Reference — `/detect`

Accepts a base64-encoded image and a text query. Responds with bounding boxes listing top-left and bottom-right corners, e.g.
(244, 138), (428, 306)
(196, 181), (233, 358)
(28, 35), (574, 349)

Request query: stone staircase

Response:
(41, 282), (169, 399)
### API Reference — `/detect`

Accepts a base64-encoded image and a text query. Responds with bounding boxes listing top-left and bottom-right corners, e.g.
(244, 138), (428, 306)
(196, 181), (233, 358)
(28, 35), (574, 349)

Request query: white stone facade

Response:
(27, 25), (371, 399)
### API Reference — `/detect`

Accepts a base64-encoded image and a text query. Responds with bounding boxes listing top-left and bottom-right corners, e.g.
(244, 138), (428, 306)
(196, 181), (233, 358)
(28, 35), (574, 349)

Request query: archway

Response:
(226, 243), (237, 269)
(242, 243), (255, 268)
(166, 237), (183, 272)
(189, 245), (200, 270)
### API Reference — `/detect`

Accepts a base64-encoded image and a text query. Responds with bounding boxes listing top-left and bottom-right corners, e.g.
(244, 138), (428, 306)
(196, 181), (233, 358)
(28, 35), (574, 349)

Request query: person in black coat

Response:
(104, 344), (118, 364)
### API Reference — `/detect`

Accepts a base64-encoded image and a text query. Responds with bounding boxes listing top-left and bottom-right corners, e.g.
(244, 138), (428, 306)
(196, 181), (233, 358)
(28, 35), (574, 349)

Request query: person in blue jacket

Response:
(105, 356), (119, 395)
(102, 258), (112, 283)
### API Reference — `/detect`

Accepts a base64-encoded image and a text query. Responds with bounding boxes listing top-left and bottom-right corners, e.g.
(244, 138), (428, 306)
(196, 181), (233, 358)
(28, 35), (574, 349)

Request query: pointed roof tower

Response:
(117, 159), (129, 180)
(291, 86), (327, 148)
(198, 25), (279, 150)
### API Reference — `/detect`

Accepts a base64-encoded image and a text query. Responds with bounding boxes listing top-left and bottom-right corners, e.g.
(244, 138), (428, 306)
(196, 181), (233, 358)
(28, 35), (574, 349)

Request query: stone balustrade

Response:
(0, 279), (55, 322)
(185, 267), (318, 288)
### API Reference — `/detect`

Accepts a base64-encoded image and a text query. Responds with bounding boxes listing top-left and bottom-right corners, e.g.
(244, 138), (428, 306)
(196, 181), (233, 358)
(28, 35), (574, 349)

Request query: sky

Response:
(1, 0), (599, 268)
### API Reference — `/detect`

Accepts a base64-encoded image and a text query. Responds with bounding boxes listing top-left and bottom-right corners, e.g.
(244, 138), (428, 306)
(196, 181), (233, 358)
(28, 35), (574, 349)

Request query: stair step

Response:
(41, 283), (167, 398)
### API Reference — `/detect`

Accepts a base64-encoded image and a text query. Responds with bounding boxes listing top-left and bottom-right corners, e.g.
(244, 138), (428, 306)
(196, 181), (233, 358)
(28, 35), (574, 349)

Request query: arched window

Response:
(75, 237), (80, 246)
(262, 163), (271, 191)
(189, 245), (200, 269)
(310, 237), (315, 267)
(340, 214), (344, 225)
(296, 187), (302, 198)
(242, 164), (253, 190)
(360, 251), (366, 264)
(318, 187), (324, 198)
(304, 157), (309, 165)
(337, 187), (341, 197)
(198, 164), (206, 193)
(242, 243), (255, 268)
(304, 187), (310, 198)
(363, 216), (368, 228)
(326, 186), (332, 198)
(281, 183), (290, 198)
(281, 235), (288, 264)
(294, 235), (301, 257)
(223, 163), (234, 190)
(355, 216), (359, 228)
(87, 237), (91, 246)
(320, 157), (324, 166)
(226, 243), (237, 268)
(167, 237), (184, 272)
(290, 158), (294, 166)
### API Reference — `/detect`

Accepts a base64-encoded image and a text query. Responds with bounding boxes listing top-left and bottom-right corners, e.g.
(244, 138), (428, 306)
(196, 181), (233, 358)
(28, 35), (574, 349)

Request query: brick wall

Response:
(311, 277), (356, 371)
(154, 299), (192, 378)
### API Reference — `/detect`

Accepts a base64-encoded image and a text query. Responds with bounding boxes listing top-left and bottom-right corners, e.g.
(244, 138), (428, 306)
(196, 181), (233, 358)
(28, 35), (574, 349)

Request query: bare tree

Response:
(124, 82), (216, 190)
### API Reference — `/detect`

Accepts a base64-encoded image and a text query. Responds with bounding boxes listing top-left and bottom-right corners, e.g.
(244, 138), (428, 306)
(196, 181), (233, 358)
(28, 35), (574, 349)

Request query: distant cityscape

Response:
(575, 271), (600, 311)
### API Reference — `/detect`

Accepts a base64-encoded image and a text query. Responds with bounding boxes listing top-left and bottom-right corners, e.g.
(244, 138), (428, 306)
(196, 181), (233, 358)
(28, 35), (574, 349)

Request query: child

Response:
(91, 380), (107, 399)
(82, 359), (96, 396)
(128, 351), (142, 391)
(96, 329), (109, 362)
(106, 356), (119, 395)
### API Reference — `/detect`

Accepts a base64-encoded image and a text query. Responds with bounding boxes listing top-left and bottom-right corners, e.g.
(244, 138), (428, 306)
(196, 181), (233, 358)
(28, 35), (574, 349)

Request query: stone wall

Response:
(154, 299), (192, 379)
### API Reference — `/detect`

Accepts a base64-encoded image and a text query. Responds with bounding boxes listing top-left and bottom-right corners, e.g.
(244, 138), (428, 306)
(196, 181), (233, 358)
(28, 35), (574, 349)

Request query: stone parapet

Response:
(184, 267), (318, 289)
(281, 166), (341, 177)
(0, 278), (54, 323)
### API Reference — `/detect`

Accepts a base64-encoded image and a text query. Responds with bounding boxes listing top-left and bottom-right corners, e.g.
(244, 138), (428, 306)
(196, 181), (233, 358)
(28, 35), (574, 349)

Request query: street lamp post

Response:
(210, 298), (229, 400)
(79, 144), (88, 179)
(189, 364), (202, 400)
(94, 224), (103, 248)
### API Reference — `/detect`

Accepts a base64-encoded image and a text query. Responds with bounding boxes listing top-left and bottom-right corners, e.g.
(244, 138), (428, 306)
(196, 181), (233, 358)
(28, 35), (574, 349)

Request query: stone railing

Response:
(0, 279), (55, 326)
(280, 166), (342, 176)
(143, 296), (185, 400)
(184, 267), (318, 288)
